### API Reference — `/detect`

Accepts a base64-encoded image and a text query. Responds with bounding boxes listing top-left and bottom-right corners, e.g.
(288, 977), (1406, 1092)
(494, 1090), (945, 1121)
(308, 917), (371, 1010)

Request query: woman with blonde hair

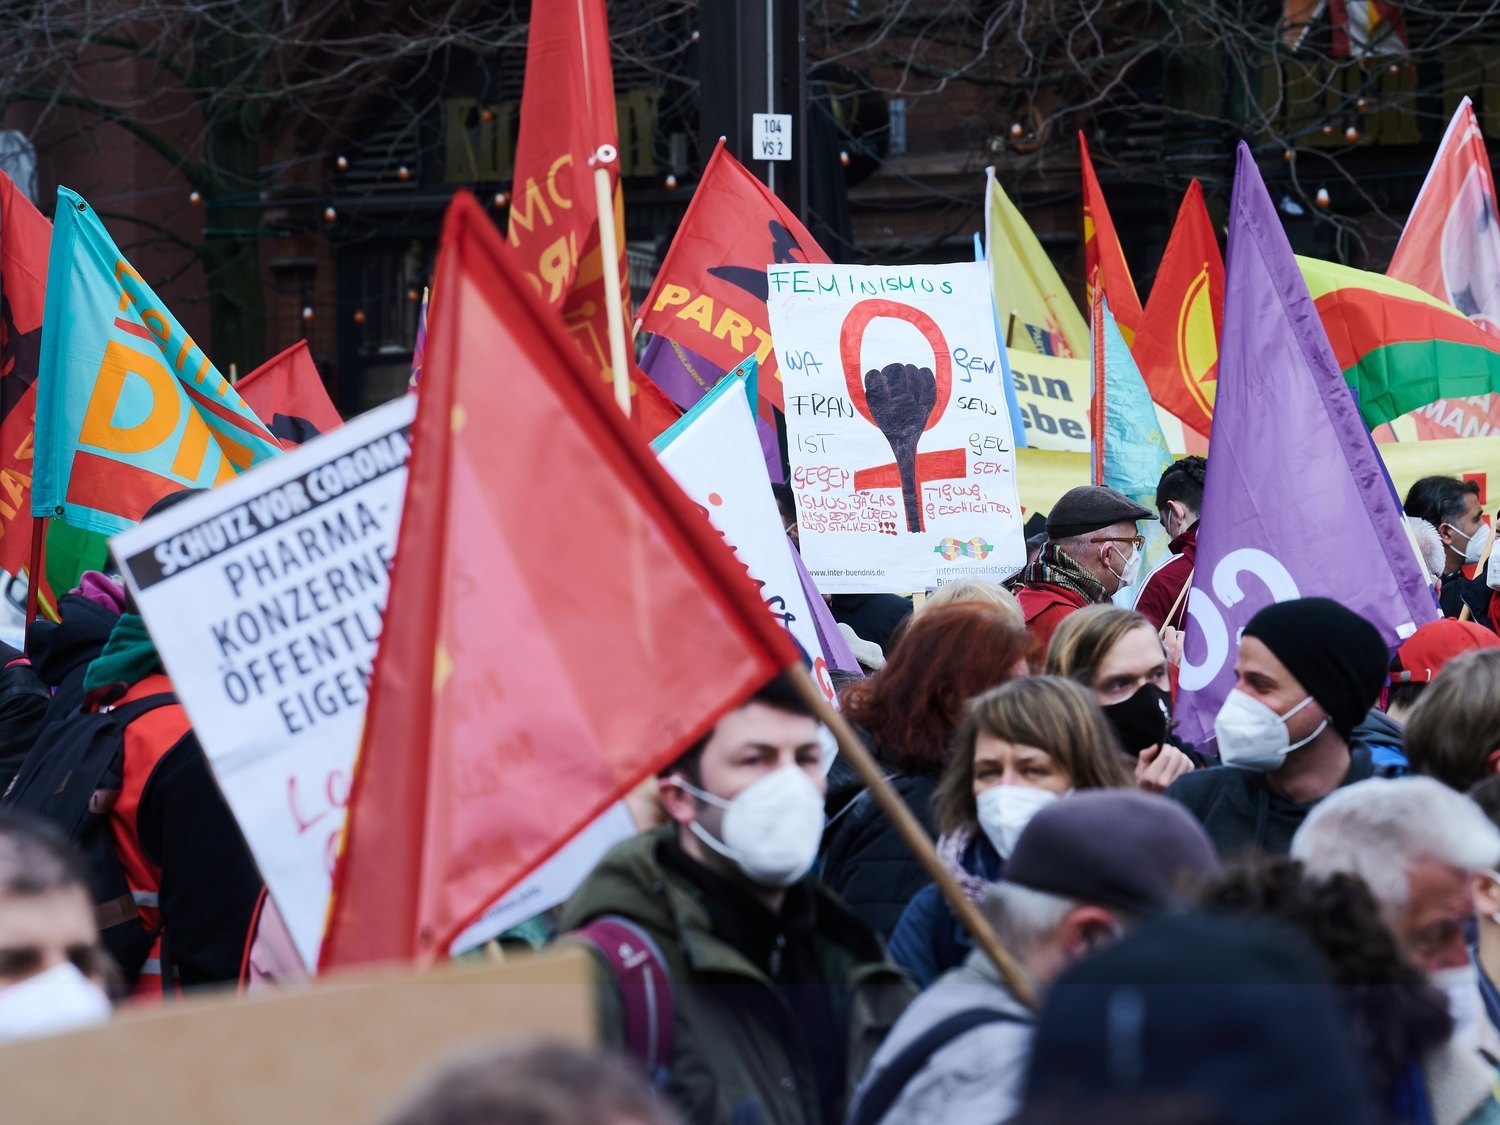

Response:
(886, 676), (1132, 985)
(915, 579), (1023, 625)
(1047, 604), (1200, 791)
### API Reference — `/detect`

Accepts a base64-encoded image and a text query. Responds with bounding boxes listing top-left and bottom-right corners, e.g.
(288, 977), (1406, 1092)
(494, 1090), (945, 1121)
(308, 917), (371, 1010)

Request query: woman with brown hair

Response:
(819, 603), (1033, 938)
(1046, 604), (1200, 791)
(886, 676), (1133, 985)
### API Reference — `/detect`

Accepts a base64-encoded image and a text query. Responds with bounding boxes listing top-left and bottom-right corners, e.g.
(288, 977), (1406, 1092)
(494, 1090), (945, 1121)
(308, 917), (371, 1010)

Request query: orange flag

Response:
(319, 193), (797, 970)
(1134, 180), (1223, 437)
(638, 139), (829, 414)
(235, 340), (342, 447)
(1079, 134), (1144, 343)
(508, 0), (633, 389)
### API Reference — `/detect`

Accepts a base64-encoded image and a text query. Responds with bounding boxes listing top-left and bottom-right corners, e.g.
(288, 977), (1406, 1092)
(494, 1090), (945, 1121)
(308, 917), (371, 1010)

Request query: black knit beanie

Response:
(1241, 598), (1388, 739)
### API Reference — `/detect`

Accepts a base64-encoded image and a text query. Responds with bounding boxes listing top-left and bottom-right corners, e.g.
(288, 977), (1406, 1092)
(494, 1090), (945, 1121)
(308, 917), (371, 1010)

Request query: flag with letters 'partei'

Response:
(320, 192), (798, 970)
(639, 138), (830, 415)
(1175, 144), (1436, 749)
(33, 188), (282, 537)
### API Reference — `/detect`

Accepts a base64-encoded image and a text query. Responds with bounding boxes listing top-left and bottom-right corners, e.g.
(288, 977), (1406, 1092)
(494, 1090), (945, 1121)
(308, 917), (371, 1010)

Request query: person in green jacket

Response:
(559, 675), (915, 1125)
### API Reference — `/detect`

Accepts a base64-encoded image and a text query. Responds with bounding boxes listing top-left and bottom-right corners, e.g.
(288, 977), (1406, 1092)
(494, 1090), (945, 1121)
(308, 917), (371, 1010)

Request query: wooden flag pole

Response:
(592, 145), (632, 419)
(786, 664), (1039, 1010)
(24, 516), (46, 638)
(1460, 514), (1495, 622)
(1159, 567), (1194, 638)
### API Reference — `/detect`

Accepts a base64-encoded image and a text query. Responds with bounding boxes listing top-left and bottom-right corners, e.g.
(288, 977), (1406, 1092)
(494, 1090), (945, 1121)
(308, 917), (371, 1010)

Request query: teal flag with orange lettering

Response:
(34, 188), (282, 535)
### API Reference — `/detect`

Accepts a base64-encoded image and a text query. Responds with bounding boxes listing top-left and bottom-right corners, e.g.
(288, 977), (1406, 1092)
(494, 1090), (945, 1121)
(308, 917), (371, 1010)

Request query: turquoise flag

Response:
(1091, 294), (1173, 604)
(34, 188), (281, 536)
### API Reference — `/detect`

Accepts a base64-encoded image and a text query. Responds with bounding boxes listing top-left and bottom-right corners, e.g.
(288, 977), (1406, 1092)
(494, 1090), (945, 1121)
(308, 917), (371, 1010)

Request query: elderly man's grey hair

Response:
(1291, 776), (1500, 920)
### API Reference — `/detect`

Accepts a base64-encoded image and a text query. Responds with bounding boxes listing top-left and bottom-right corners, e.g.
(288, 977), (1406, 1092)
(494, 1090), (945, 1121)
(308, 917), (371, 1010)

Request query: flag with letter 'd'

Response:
(320, 192), (797, 970)
(1175, 144), (1437, 748)
(33, 188), (281, 536)
(0, 172), (49, 580)
(1134, 180), (1222, 437)
(639, 139), (830, 414)
(984, 169), (1087, 360)
(235, 340), (342, 448)
(508, 0), (633, 388)
(1079, 135), (1144, 343)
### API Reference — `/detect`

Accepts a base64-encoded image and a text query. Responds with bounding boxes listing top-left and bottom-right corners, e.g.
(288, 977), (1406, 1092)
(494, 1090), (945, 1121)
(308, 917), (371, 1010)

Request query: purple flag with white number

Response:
(1175, 144), (1437, 749)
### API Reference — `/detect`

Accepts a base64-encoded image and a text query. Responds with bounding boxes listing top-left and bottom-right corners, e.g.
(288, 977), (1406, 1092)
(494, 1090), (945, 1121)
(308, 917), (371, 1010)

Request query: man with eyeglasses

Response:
(1015, 485), (1154, 655)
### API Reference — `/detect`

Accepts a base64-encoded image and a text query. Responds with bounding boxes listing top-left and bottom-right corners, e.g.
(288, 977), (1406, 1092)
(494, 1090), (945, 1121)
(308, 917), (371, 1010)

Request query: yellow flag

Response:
(985, 167), (1089, 360)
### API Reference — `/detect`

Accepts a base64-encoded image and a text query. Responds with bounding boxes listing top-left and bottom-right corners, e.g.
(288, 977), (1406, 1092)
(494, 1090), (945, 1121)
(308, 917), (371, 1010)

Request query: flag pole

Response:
(1159, 567), (1194, 637)
(591, 144), (633, 419)
(24, 516), (46, 637)
(786, 664), (1039, 1010)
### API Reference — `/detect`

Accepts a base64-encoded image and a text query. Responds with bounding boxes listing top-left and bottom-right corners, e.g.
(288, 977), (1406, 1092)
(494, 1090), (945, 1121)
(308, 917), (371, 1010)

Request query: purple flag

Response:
(640, 333), (784, 484)
(1175, 144), (1438, 749)
(790, 541), (862, 676)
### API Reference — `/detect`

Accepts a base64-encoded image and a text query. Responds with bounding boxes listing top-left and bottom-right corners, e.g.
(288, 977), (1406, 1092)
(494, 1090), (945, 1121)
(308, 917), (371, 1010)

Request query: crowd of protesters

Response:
(3, 465), (1500, 1125)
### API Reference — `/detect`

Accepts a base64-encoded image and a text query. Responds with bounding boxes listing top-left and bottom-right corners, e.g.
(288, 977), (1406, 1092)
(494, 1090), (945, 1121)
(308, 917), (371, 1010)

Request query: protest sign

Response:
(111, 396), (414, 968)
(654, 366), (836, 702)
(0, 946), (595, 1125)
(767, 261), (1026, 592)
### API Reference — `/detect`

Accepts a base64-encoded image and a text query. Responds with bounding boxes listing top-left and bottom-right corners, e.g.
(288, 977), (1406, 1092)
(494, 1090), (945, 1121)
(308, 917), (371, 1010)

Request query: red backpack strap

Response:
(573, 915), (675, 1081)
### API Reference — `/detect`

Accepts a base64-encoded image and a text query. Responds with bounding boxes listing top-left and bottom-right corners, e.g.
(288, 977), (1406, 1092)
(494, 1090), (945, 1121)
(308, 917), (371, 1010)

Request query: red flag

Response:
(1134, 180), (1223, 437)
(0, 173), (48, 580)
(639, 139), (830, 414)
(1079, 135), (1144, 343)
(235, 340), (342, 448)
(629, 368), (683, 443)
(320, 193), (796, 970)
(508, 0), (634, 390)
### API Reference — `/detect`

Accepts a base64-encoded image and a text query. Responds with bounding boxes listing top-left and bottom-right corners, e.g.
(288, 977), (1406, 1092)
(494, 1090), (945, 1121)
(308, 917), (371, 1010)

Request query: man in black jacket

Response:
(1167, 598), (1389, 857)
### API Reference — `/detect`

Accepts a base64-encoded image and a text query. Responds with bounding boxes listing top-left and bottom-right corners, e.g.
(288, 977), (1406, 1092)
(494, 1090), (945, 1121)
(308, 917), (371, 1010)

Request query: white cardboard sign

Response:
(766, 261), (1027, 592)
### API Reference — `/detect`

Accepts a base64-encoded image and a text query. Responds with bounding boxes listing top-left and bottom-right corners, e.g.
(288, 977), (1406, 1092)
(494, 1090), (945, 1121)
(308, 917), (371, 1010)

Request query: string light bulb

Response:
(839, 151), (851, 167)
(480, 109), (495, 124)
(407, 287), (421, 303)
(323, 206), (337, 223)
(353, 309), (367, 325)
(492, 192), (508, 208)
(1283, 148), (1296, 164)
(188, 190), (202, 205)
(397, 165), (411, 182)
(1316, 187), (1331, 208)
(336, 155), (349, 171)
(301, 305), (315, 321)
(1356, 96), (1370, 112)
(1321, 124), (1334, 137)
(1010, 122), (1024, 137)
(1345, 125), (1360, 142)
(664, 174), (679, 189)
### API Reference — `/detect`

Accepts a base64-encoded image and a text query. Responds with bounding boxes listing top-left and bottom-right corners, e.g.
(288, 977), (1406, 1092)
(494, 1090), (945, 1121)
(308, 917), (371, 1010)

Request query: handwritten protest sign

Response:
(767, 262), (1026, 591)
(654, 366), (837, 702)
(111, 397), (415, 968)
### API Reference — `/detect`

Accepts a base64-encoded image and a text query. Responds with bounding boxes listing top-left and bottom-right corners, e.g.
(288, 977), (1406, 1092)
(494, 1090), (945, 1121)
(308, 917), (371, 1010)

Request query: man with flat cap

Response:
(1167, 596), (1390, 858)
(1014, 484), (1154, 654)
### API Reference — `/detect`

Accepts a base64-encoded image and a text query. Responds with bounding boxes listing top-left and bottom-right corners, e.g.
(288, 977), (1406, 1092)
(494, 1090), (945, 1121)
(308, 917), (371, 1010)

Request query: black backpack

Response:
(3, 692), (179, 985)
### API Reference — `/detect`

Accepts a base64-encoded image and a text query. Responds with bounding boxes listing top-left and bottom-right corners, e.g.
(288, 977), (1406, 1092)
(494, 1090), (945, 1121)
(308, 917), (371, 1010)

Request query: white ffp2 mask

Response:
(1213, 690), (1327, 771)
(976, 785), (1060, 859)
(674, 766), (826, 888)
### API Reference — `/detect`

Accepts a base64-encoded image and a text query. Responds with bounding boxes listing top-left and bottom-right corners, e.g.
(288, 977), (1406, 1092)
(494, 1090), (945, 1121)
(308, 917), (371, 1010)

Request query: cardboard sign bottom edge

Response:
(0, 945), (596, 1124)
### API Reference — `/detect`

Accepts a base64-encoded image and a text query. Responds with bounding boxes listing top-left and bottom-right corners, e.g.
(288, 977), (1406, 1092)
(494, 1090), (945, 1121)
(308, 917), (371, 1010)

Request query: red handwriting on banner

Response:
(287, 768), (352, 876)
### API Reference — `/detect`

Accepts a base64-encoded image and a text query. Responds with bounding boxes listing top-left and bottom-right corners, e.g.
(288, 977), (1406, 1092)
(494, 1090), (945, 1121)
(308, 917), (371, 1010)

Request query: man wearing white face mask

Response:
(1404, 475), (1493, 629)
(1167, 597), (1390, 858)
(1294, 777), (1500, 1111)
(0, 811), (112, 1041)
(1015, 485), (1155, 657)
(559, 676), (915, 1125)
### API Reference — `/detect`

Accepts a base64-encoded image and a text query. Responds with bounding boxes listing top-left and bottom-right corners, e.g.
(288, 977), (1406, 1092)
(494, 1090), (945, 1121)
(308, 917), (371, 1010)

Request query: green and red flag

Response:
(1299, 256), (1500, 429)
